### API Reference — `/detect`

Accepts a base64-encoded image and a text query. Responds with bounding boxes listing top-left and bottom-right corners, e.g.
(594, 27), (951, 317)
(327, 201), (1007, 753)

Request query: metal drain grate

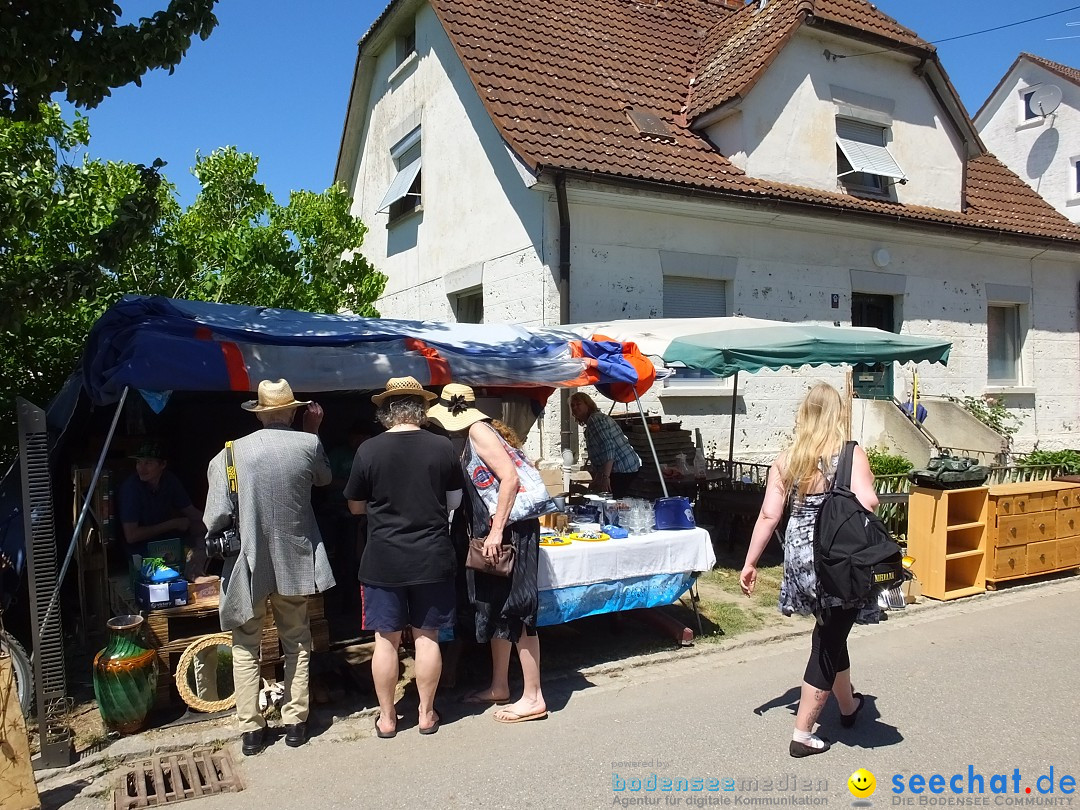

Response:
(113, 749), (244, 809)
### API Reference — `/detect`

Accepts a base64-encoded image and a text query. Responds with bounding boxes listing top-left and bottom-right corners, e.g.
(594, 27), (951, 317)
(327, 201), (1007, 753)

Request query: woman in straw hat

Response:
(429, 383), (548, 724)
(344, 376), (464, 737)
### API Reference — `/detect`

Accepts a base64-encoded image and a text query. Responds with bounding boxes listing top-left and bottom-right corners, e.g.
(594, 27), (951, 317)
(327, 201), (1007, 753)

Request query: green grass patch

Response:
(696, 600), (765, 641)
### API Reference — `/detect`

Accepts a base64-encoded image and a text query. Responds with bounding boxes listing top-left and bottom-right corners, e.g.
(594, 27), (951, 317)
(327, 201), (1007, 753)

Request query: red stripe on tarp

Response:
(220, 342), (250, 391)
(404, 338), (451, 385)
(194, 326), (251, 390)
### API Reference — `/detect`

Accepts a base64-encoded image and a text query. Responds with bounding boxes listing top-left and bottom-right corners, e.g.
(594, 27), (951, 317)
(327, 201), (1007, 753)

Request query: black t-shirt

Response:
(344, 429), (464, 587)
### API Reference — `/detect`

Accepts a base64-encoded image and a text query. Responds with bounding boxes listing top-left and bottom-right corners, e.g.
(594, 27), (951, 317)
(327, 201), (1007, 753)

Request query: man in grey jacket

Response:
(205, 379), (334, 755)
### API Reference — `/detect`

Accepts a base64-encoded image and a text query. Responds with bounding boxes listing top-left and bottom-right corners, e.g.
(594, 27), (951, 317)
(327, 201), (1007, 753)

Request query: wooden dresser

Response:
(985, 481), (1080, 588)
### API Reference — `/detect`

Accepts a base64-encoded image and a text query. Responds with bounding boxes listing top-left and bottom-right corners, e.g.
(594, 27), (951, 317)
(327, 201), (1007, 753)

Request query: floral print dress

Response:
(777, 455), (880, 623)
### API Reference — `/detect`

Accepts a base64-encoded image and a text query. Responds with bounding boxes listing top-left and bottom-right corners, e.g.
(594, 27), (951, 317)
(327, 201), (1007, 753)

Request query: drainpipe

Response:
(555, 172), (575, 460)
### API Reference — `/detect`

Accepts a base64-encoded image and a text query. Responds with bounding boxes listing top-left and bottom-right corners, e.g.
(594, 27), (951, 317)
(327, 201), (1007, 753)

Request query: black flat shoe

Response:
(841, 694), (865, 728)
(241, 729), (265, 756)
(284, 722), (307, 747)
(789, 737), (831, 758)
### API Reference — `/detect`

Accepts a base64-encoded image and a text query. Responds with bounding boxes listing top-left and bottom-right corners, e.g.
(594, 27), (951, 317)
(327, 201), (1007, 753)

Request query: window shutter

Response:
(663, 277), (727, 318)
(836, 119), (885, 145)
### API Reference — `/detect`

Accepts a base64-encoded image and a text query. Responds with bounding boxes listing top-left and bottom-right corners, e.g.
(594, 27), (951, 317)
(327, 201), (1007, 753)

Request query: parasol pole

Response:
(632, 388), (668, 498)
(727, 371), (739, 473)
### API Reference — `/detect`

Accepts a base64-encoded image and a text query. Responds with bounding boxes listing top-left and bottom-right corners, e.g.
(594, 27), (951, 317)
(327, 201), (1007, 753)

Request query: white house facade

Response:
(975, 53), (1080, 225)
(337, 0), (1080, 463)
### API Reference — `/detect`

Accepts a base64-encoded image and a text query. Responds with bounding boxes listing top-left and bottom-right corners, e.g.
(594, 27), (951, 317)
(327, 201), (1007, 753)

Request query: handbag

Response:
(465, 538), (515, 577)
(462, 425), (558, 528)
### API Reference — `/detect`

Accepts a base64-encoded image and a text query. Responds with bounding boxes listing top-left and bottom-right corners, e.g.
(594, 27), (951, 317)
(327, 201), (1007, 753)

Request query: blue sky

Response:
(70, 1), (1080, 206)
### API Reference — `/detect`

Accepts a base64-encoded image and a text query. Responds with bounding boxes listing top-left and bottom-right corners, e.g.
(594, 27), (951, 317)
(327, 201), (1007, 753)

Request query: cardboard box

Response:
(136, 578), (189, 611)
(903, 576), (922, 604)
(187, 576), (221, 603)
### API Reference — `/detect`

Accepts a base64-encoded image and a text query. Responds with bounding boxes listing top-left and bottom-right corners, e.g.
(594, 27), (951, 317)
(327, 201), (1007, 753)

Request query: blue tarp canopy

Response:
(83, 296), (655, 407)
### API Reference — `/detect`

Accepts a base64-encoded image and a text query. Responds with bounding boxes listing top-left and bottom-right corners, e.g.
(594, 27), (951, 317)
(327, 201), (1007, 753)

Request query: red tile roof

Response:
(688, 0), (931, 121)
(427, 0), (1080, 243)
(1022, 52), (1080, 87)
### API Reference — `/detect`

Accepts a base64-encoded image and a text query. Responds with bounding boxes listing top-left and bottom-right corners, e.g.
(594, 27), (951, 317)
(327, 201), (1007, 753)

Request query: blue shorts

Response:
(360, 580), (456, 633)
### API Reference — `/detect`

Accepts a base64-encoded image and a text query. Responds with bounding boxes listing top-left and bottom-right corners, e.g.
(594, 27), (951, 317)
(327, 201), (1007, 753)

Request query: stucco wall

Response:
(976, 60), (1080, 223)
(557, 185), (1080, 460)
(705, 29), (966, 211)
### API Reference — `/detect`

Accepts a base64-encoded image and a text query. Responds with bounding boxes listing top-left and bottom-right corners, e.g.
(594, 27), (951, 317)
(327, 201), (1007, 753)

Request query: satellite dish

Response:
(1029, 84), (1063, 117)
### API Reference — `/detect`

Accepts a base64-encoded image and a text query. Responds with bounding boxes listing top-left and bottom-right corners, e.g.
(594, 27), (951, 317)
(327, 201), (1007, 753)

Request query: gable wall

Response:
(347, 2), (552, 325)
(705, 30), (966, 211)
(976, 61), (1080, 224)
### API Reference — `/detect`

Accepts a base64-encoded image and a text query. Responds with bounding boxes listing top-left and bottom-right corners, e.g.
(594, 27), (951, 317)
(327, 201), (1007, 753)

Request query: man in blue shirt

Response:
(569, 392), (641, 497)
(119, 440), (206, 578)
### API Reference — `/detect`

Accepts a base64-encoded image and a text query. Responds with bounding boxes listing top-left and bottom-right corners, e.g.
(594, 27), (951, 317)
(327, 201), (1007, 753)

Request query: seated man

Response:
(119, 440), (207, 579)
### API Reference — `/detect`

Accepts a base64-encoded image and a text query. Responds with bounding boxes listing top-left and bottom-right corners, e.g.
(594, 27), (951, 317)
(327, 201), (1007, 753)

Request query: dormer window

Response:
(836, 118), (905, 196)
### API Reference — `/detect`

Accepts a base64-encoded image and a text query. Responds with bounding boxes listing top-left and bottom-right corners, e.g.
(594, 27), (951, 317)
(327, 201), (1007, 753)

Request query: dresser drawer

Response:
(992, 545), (1027, 578)
(1027, 540), (1058, 574)
(1058, 538), (1080, 568)
(996, 515), (1028, 546)
(1057, 487), (1080, 511)
(1029, 513), (1056, 543)
(1058, 508), (1080, 539)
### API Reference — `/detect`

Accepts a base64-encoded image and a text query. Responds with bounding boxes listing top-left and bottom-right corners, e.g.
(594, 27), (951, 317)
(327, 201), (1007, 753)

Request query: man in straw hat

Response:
(344, 376), (463, 737)
(204, 379), (334, 755)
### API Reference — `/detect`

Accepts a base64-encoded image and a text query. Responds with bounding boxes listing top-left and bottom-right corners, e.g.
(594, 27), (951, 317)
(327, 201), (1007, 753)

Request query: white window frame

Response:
(377, 127), (422, 224)
(1069, 155), (1080, 206)
(452, 287), (483, 324)
(1016, 86), (1048, 131)
(986, 302), (1025, 388)
(660, 275), (735, 396)
(835, 117), (904, 196)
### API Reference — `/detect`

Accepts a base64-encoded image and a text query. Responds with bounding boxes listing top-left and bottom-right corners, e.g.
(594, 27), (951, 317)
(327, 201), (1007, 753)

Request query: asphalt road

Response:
(45, 577), (1080, 809)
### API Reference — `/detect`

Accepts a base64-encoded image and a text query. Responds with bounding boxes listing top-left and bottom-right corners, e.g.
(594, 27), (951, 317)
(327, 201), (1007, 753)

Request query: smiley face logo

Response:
(848, 769), (876, 798)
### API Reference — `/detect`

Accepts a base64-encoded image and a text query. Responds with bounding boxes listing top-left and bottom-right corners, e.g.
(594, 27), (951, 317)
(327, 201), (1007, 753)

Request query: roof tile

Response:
(428, 0), (1080, 243)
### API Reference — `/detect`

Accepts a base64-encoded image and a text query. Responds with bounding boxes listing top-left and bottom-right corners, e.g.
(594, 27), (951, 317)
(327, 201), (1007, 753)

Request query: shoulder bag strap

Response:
(832, 440), (858, 490)
(225, 441), (239, 522)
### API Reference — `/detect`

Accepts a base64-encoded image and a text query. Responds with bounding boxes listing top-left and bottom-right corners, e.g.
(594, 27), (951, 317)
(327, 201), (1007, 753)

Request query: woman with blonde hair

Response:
(740, 382), (878, 758)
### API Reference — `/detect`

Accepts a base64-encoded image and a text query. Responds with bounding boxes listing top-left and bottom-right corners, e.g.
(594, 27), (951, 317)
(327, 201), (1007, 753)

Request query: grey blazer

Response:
(205, 423), (335, 631)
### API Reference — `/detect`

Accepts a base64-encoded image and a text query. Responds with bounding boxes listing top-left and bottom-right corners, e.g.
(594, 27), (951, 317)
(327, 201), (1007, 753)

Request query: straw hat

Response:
(242, 379), (312, 412)
(371, 376), (437, 405)
(427, 383), (490, 432)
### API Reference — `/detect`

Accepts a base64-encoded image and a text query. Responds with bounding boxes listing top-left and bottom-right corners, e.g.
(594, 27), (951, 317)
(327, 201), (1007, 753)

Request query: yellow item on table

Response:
(566, 531), (610, 542)
(539, 536), (573, 547)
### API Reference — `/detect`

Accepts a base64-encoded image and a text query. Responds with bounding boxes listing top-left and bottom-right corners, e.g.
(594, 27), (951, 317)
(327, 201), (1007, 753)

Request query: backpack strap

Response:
(832, 440), (858, 490)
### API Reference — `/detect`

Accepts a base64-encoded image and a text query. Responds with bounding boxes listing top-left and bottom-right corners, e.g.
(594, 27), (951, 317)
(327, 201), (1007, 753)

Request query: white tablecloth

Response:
(537, 527), (715, 591)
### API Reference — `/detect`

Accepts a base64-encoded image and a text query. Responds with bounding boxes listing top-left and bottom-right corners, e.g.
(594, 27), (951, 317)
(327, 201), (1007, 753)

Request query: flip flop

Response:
(419, 713), (440, 736)
(461, 690), (511, 706)
(493, 708), (549, 724)
(375, 714), (397, 739)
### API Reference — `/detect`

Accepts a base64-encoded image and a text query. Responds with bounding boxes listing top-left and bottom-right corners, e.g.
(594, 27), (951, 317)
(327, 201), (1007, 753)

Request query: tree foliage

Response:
(0, 0), (219, 120)
(0, 105), (386, 463)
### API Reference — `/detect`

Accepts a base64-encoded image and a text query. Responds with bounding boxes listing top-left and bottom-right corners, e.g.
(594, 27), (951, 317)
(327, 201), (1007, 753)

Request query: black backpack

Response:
(814, 441), (904, 603)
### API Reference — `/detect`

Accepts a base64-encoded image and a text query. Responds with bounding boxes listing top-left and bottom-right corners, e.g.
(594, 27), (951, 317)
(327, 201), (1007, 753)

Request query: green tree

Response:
(0, 107), (386, 463)
(0, 0), (219, 120)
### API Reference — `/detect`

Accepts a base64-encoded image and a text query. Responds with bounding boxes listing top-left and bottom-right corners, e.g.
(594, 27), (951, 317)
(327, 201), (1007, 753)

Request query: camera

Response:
(205, 526), (242, 560)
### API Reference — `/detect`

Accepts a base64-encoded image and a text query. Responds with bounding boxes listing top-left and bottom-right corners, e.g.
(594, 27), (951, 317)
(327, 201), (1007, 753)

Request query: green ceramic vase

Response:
(93, 614), (158, 734)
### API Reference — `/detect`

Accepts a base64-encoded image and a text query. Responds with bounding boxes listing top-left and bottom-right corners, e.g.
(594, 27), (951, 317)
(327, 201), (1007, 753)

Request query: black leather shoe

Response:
(241, 729), (265, 756)
(284, 722), (307, 747)
(789, 737), (831, 758)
